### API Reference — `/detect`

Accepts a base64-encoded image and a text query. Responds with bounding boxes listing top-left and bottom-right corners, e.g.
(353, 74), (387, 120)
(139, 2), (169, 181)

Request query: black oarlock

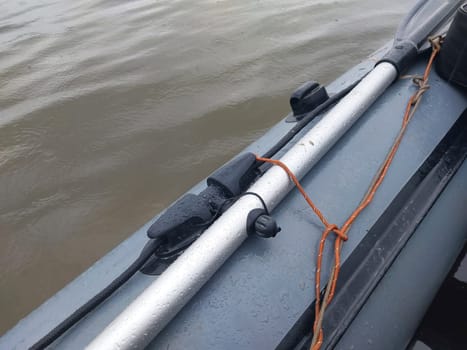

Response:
(289, 81), (329, 120)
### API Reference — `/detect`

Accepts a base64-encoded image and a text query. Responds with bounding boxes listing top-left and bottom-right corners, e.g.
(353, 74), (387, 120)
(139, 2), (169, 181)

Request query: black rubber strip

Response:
(30, 238), (162, 350)
(277, 108), (467, 350)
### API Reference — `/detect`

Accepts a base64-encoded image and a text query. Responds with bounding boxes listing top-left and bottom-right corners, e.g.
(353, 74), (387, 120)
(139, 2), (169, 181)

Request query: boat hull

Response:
(1, 43), (466, 350)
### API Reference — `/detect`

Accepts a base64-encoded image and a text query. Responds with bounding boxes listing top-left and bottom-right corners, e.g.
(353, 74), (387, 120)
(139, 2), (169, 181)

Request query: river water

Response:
(0, 0), (411, 334)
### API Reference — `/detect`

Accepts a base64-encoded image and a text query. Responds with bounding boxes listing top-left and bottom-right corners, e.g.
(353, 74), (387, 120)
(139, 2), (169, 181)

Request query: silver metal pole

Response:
(86, 62), (397, 350)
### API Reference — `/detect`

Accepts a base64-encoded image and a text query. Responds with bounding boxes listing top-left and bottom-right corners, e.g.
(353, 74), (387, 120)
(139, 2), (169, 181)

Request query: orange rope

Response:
(256, 36), (442, 350)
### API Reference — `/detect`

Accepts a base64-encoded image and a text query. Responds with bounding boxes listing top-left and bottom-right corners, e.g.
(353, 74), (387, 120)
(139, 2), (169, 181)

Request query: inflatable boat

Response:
(2, 0), (467, 349)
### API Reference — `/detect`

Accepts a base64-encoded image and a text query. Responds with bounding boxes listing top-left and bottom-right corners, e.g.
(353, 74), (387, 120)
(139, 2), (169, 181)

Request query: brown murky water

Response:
(0, 0), (411, 334)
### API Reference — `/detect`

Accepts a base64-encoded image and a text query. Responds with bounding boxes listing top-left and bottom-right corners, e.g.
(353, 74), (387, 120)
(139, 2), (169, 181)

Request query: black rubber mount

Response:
(143, 153), (261, 274)
(290, 81), (329, 120)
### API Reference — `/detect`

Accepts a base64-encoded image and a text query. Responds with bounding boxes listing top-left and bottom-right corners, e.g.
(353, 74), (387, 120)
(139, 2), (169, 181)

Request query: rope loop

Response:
(256, 36), (442, 350)
(327, 224), (347, 241)
(412, 75), (424, 87)
(309, 38), (442, 350)
(412, 81), (430, 105)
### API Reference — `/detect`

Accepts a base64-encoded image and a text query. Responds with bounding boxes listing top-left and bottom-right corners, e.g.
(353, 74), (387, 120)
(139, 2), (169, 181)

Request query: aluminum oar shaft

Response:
(87, 62), (397, 350)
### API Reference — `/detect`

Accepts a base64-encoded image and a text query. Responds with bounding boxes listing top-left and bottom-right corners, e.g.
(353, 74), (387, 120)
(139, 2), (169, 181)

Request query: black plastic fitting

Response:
(247, 208), (281, 238)
(207, 152), (259, 197)
(377, 40), (418, 76)
(290, 81), (329, 119)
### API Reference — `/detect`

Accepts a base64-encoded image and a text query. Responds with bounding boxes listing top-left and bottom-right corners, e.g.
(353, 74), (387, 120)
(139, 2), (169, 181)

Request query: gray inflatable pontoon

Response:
(2, 1), (467, 349)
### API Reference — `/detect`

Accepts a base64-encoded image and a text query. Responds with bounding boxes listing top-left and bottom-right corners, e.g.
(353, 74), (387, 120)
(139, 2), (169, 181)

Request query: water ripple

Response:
(0, 0), (411, 333)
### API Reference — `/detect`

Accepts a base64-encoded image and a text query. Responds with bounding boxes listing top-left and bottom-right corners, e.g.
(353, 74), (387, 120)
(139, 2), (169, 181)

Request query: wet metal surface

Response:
(0, 0), (412, 334)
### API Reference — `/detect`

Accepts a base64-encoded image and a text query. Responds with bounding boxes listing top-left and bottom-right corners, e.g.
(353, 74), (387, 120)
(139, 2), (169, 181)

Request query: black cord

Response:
(242, 192), (269, 215)
(30, 238), (163, 350)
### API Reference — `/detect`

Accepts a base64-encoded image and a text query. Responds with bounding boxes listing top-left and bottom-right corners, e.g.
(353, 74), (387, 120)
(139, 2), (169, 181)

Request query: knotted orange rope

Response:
(257, 36), (442, 350)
